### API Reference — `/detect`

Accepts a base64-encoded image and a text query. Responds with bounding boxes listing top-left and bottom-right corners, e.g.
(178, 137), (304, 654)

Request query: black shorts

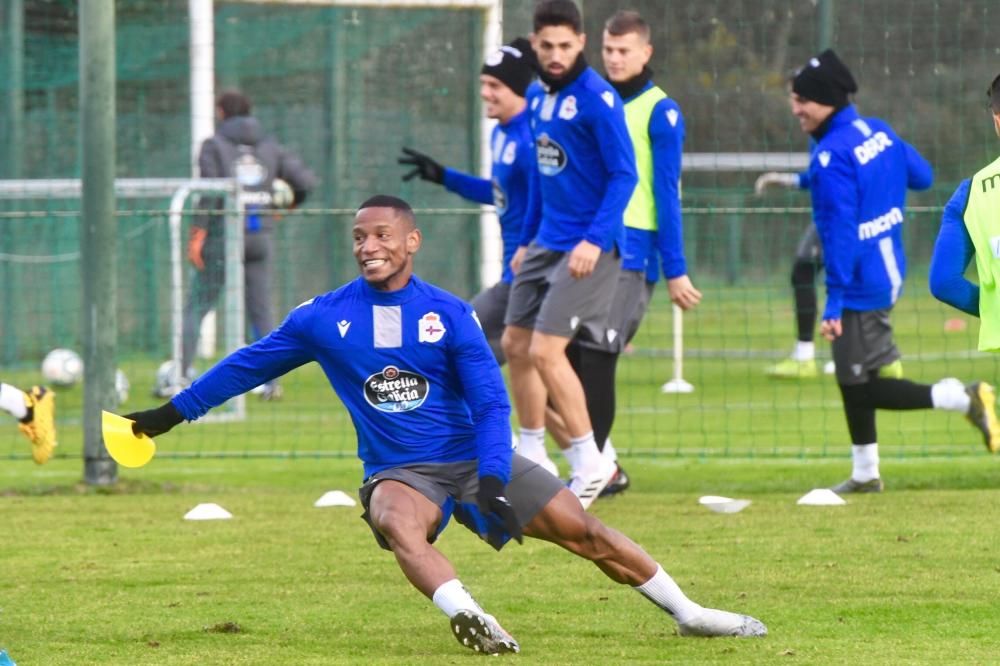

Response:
(831, 308), (901, 385)
(358, 454), (563, 551)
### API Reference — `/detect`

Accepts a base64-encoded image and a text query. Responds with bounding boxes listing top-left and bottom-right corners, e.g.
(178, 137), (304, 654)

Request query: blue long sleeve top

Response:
(929, 178), (979, 316)
(519, 68), (638, 252)
(172, 275), (513, 482)
(441, 108), (537, 284)
(807, 105), (933, 319)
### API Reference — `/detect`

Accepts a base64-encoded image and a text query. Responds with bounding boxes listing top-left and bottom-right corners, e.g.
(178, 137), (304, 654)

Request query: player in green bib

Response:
(929, 72), (1000, 452)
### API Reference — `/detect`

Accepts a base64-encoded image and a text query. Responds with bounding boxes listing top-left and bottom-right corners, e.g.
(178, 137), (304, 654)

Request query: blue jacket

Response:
(520, 67), (638, 252)
(929, 179), (979, 316)
(807, 105), (933, 319)
(442, 108), (537, 284)
(172, 275), (513, 482)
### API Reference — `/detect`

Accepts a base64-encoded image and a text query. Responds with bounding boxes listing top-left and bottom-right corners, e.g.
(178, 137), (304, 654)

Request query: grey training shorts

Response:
(831, 308), (901, 385)
(575, 268), (654, 354)
(358, 454), (564, 551)
(504, 242), (622, 340)
(470, 280), (511, 363)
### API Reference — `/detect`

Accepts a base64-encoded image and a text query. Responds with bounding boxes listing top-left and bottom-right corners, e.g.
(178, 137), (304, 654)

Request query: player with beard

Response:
(546, 10), (701, 497)
(502, 0), (637, 508)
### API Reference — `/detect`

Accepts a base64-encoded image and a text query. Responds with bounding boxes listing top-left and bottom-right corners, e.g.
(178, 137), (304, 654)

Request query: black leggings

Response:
(838, 372), (933, 444)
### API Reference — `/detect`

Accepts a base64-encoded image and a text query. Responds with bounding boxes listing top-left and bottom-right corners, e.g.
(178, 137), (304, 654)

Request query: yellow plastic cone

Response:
(101, 410), (156, 468)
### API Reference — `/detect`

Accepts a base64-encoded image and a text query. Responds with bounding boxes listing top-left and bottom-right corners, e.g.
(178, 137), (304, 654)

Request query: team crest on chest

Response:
(558, 95), (578, 120)
(418, 312), (447, 343)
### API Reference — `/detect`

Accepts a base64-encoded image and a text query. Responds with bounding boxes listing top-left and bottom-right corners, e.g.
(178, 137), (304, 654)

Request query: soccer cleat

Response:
(878, 359), (904, 379)
(598, 463), (631, 498)
(823, 360), (836, 375)
(568, 456), (617, 510)
(450, 610), (520, 655)
(18, 386), (57, 465)
(965, 381), (1000, 453)
(764, 358), (817, 379)
(678, 608), (768, 638)
(830, 477), (884, 494)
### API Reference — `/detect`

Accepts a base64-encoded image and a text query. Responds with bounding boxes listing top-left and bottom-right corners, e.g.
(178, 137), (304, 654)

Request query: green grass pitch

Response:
(1, 278), (999, 663)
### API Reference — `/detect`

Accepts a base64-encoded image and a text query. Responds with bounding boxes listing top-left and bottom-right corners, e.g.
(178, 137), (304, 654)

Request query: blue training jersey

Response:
(929, 178), (979, 316)
(520, 67), (638, 252)
(442, 108), (537, 284)
(616, 82), (687, 282)
(171, 275), (513, 482)
(807, 105), (933, 319)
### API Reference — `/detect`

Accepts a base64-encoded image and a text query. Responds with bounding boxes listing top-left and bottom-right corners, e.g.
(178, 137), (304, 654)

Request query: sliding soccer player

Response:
(126, 196), (767, 655)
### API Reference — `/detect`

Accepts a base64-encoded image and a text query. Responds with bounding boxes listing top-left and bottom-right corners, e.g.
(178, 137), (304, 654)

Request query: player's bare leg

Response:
(503, 325), (558, 476)
(524, 488), (767, 638)
(367, 480), (519, 654)
(530, 331), (615, 506)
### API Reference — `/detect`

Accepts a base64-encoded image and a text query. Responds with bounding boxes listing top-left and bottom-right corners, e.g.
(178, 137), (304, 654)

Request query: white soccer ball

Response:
(154, 360), (179, 398)
(271, 178), (294, 209)
(41, 348), (84, 387)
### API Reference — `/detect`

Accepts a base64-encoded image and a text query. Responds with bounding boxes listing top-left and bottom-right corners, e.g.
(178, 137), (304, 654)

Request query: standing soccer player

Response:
(929, 73), (1000, 363)
(0, 382), (55, 464)
(547, 10), (700, 496)
(125, 196), (767, 655)
(502, 0), (638, 507)
(397, 38), (538, 365)
(790, 50), (1000, 492)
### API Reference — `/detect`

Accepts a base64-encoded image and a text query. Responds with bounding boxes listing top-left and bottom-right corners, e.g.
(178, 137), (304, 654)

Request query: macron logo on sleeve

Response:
(818, 151), (831, 168)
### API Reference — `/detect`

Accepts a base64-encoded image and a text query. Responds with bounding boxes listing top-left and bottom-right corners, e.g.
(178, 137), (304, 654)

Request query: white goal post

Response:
(0, 177), (246, 420)
(661, 152), (810, 394)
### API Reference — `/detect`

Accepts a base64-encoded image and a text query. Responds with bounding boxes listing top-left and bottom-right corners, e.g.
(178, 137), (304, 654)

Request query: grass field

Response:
(1, 274), (999, 663)
(2, 456), (999, 664)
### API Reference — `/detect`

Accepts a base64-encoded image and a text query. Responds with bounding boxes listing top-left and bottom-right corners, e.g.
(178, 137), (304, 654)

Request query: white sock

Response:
(432, 579), (485, 618)
(852, 443), (880, 482)
(931, 378), (970, 413)
(0, 383), (28, 421)
(602, 438), (618, 463)
(516, 427), (547, 462)
(634, 565), (702, 624)
(569, 431), (601, 474)
(792, 341), (815, 362)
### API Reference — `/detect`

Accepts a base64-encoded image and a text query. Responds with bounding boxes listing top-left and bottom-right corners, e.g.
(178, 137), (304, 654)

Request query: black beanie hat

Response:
(481, 37), (538, 97)
(792, 49), (858, 108)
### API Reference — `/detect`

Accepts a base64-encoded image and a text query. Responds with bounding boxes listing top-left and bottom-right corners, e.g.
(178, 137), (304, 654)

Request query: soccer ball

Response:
(271, 178), (294, 209)
(153, 360), (195, 398)
(41, 348), (84, 387)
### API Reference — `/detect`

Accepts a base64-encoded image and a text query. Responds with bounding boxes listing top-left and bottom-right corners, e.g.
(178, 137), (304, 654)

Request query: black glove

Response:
(477, 475), (523, 545)
(398, 147), (445, 184)
(124, 401), (184, 438)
